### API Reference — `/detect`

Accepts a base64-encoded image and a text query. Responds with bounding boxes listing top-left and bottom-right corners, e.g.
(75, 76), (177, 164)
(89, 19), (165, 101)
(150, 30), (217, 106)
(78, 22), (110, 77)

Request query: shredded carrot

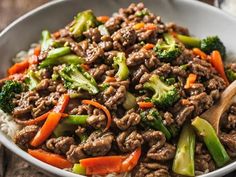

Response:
(28, 149), (72, 169)
(193, 48), (207, 60)
(34, 46), (41, 57)
(142, 43), (155, 50)
(8, 59), (29, 75)
(52, 31), (60, 39)
(81, 64), (90, 71)
(137, 102), (154, 109)
(144, 23), (157, 31)
(104, 76), (116, 83)
(184, 73), (197, 89)
(82, 100), (111, 131)
(133, 22), (145, 30)
(181, 99), (190, 105)
(53, 94), (70, 113)
(210, 50), (229, 85)
(97, 16), (110, 23)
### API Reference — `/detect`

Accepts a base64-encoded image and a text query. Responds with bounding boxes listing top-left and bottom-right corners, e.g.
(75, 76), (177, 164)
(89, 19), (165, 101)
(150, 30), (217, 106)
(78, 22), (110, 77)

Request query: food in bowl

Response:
(0, 3), (236, 177)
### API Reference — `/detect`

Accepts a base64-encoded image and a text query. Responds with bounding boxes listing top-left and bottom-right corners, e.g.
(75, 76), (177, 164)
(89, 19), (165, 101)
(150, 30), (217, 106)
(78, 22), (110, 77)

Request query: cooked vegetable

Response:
(98, 25), (110, 36)
(140, 108), (171, 139)
(154, 33), (182, 60)
(82, 100), (111, 131)
(31, 94), (70, 147)
(192, 117), (230, 167)
(80, 148), (141, 175)
(72, 164), (86, 175)
(177, 34), (226, 59)
(210, 50), (229, 85)
(0, 80), (23, 113)
(41, 30), (53, 51)
(123, 92), (137, 110)
(59, 64), (99, 94)
(113, 52), (129, 80)
(63, 115), (88, 125)
(53, 121), (77, 138)
(143, 74), (180, 107)
(8, 59), (29, 75)
(137, 101), (154, 109)
(226, 69), (236, 82)
(97, 16), (110, 23)
(25, 70), (40, 90)
(172, 124), (196, 176)
(70, 10), (98, 38)
(184, 73), (197, 89)
(192, 48), (207, 60)
(28, 149), (72, 169)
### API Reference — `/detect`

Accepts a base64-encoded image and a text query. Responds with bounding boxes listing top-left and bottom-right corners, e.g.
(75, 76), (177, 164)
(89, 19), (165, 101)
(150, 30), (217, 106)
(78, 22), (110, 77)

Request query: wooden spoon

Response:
(200, 80), (236, 134)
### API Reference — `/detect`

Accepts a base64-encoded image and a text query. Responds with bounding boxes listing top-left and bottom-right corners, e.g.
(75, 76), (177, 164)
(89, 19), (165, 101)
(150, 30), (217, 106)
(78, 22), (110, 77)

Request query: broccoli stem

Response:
(192, 117), (230, 167)
(46, 46), (71, 60)
(53, 122), (77, 137)
(41, 30), (53, 51)
(40, 54), (84, 68)
(176, 34), (201, 48)
(72, 164), (86, 175)
(122, 92), (137, 110)
(172, 124), (195, 176)
(113, 52), (129, 80)
(64, 115), (88, 125)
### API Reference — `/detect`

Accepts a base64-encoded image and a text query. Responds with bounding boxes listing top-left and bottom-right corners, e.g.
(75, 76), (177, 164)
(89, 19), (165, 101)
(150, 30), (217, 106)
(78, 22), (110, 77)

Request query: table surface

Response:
(0, 0), (235, 177)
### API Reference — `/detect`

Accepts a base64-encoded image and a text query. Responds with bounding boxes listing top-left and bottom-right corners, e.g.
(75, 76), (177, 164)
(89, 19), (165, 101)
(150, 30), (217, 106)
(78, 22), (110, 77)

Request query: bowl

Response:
(0, 0), (236, 176)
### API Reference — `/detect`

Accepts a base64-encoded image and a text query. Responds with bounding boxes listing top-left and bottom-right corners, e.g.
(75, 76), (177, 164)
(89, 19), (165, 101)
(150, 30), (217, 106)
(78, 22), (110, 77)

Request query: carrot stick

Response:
(184, 73), (197, 89)
(137, 102), (154, 109)
(80, 64), (90, 71)
(34, 46), (41, 57)
(8, 59), (29, 75)
(133, 22), (145, 30)
(210, 50), (229, 86)
(144, 23), (157, 31)
(28, 149), (72, 169)
(82, 100), (111, 131)
(52, 31), (60, 39)
(193, 48), (207, 60)
(120, 147), (142, 172)
(97, 16), (110, 23)
(104, 76), (116, 83)
(53, 94), (70, 113)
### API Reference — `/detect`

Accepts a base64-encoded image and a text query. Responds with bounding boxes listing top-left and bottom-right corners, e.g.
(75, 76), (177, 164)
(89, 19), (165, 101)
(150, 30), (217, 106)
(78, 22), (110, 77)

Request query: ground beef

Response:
(186, 83), (205, 96)
(85, 42), (104, 64)
(166, 22), (189, 35)
(153, 63), (172, 77)
(14, 125), (39, 149)
(147, 143), (176, 161)
(86, 108), (106, 129)
(112, 26), (137, 49)
(98, 36), (113, 51)
(117, 130), (143, 152)
(66, 145), (87, 163)
(127, 49), (149, 67)
(114, 109), (141, 130)
(175, 104), (194, 126)
(83, 28), (102, 43)
(131, 65), (149, 83)
(221, 103), (236, 129)
(142, 130), (166, 147)
(137, 29), (158, 44)
(13, 91), (40, 117)
(206, 75), (226, 91)
(163, 112), (174, 125)
(88, 64), (108, 80)
(83, 131), (114, 156)
(46, 137), (75, 155)
(69, 104), (93, 115)
(105, 15), (123, 34)
(134, 163), (170, 177)
(103, 85), (127, 110)
(220, 131), (236, 157)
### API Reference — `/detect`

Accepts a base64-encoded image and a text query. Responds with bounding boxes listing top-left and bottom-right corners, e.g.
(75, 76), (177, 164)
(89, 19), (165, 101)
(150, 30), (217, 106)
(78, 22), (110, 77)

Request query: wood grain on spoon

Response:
(200, 80), (236, 134)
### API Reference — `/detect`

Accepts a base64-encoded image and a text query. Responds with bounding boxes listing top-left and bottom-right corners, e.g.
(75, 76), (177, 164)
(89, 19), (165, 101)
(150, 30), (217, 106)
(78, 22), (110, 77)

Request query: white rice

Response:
(0, 109), (21, 139)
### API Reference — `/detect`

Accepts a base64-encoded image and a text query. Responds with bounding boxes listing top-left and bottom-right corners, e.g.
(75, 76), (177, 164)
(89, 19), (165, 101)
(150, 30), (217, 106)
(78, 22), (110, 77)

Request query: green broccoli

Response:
(59, 64), (99, 94)
(140, 108), (171, 139)
(143, 74), (180, 107)
(226, 69), (236, 82)
(154, 33), (182, 60)
(0, 80), (23, 113)
(177, 34), (226, 59)
(41, 30), (53, 51)
(25, 70), (41, 90)
(70, 10), (99, 39)
(113, 52), (129, 80)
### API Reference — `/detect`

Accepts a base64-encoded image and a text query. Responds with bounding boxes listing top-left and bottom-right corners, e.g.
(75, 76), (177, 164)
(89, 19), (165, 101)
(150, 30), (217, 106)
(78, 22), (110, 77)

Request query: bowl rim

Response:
(0, 0), (236, 177)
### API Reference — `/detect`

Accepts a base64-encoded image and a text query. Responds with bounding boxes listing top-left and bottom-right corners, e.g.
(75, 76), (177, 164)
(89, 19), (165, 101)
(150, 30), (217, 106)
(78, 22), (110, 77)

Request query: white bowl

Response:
(0, 0), (236, 176)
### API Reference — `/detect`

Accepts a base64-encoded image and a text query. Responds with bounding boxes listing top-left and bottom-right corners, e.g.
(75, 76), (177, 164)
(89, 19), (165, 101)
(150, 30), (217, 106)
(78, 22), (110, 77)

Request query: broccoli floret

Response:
(143, 74), (180, 107)
(113, 52), (129, 80)
(140, 108), (172, 139)
(41, 30), (53, 51)
(0, 80), (23, 113)
(177, 34), (226, 59)
(59, 64), (99, 94)
(154, 33), (182, 60)
(69, 10), (99, 39)
(25, 70), (41, 90)
(226, 69), (236, 82)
